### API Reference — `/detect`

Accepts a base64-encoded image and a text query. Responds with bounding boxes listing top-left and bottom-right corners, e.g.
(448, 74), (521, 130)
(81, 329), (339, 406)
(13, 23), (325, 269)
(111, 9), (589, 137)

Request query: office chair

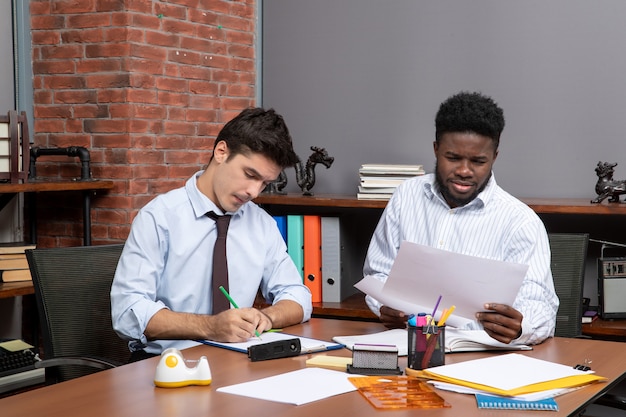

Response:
(26, 244), (130, 384)
(548, 233), (626, 412)
(548, 233), (589, 338)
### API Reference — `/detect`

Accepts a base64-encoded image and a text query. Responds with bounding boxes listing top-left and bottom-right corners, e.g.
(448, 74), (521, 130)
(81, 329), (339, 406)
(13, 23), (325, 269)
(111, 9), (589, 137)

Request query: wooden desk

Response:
(583, 317), (626, 342)
(0, 180), (114, 246)
(313, 293), (377, 320)
(1, 319), (625, 417)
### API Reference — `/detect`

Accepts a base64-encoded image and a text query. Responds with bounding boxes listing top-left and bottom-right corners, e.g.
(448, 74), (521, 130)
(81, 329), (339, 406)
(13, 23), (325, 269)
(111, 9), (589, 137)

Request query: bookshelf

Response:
(254, 193), (626, 320)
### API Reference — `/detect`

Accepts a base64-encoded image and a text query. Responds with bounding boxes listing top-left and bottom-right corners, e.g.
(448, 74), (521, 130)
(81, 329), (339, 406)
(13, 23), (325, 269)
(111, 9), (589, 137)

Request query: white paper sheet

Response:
(333, 329), (409, 356)
(428, 381), (581, 401)
(216, 368), (359, 405)
(355, 241), (528, 323)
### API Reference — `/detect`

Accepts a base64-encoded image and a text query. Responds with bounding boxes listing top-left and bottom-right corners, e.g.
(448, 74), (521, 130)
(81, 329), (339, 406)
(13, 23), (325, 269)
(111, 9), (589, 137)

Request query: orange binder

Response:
(303, 215), (322, 302)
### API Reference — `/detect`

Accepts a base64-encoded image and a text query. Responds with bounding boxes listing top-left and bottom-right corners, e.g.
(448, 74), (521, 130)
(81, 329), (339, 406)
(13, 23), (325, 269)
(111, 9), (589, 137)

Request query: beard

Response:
(434, 161), (491, 208)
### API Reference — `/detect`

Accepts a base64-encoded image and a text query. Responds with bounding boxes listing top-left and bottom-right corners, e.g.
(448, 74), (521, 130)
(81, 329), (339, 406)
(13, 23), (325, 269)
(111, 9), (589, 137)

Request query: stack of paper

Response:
(357, 164), (424, 200)
(414, 353), (606, 397)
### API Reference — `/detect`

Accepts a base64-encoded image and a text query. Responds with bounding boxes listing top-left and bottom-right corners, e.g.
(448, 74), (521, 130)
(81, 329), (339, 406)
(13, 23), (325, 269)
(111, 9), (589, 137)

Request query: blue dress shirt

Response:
(111, 171), (312, 354)
(364, 173), (558, 345)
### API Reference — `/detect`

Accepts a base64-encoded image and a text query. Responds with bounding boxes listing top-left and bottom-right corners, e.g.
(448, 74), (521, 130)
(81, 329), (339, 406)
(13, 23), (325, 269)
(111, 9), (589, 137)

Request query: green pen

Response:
(218, 286), (261, 338)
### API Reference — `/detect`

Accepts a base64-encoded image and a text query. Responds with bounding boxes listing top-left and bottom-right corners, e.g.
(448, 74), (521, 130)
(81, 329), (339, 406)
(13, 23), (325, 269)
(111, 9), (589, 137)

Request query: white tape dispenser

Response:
(154, 348), (212, 388)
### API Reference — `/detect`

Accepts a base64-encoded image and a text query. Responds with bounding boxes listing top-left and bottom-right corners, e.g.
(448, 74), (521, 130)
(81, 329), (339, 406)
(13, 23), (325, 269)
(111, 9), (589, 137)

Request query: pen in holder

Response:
(407, 325), (445, 370)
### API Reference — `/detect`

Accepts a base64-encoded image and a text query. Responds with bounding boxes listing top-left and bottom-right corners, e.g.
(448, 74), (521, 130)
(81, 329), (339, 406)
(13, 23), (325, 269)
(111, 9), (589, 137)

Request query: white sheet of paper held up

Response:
(354, 241), (528, 326)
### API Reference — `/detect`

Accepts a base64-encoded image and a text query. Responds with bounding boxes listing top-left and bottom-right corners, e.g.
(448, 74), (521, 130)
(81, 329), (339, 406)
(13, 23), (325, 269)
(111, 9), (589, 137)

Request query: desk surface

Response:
(2, 319), (625, 417)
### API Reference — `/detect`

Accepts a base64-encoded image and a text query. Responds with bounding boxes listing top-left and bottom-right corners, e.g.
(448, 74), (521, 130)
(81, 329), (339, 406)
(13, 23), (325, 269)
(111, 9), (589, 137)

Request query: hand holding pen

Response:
(219, 286), (262, 338)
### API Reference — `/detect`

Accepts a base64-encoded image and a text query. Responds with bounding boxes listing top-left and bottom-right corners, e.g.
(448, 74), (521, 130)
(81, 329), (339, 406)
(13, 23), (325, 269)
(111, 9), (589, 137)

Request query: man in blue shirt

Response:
(364, 92), (558, 345)
(111, 108), (312, 358)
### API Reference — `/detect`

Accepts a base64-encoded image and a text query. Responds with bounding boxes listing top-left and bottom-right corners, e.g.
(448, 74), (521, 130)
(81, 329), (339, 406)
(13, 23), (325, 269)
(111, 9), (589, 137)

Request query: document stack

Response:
(357, 164), (425, 200)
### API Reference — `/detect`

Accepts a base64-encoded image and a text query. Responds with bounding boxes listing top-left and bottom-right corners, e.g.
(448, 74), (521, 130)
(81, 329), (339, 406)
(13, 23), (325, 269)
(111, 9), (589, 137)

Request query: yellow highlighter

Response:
(438, 305), (456, 326)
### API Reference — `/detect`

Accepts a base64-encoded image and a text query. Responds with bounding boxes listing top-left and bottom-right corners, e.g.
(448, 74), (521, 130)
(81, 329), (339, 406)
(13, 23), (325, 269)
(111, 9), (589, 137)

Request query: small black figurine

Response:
(591, 161), (626, 203)
(263, 146), (334, 196)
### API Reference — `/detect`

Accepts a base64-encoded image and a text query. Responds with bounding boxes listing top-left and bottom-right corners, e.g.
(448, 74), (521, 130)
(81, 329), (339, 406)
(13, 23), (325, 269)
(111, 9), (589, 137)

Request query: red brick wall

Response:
(28, 0), (257, 247)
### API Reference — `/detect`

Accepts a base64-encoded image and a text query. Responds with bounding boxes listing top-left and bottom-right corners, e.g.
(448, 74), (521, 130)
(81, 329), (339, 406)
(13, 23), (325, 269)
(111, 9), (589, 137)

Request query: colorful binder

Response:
(303, 215), (322, 302)
(321, 216), (360, 302)
(286, 215), (304, 280)
(272, 215), (287, 243)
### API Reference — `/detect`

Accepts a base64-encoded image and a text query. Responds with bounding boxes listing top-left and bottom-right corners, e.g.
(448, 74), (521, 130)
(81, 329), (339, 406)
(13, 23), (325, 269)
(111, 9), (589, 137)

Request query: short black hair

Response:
(435, 92), (505, 149)
(213, 107), (299, 168)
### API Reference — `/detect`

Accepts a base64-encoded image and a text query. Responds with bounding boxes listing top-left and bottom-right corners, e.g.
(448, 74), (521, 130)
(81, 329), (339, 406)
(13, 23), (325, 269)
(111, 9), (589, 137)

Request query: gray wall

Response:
(262, 1), (626, 199)
(0, 1), (15, 111)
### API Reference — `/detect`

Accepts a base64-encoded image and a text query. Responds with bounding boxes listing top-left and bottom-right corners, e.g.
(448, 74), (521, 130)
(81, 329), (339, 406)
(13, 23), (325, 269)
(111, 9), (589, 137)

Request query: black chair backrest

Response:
(26, 244), (129, 382)
(548, 233), (589, 338)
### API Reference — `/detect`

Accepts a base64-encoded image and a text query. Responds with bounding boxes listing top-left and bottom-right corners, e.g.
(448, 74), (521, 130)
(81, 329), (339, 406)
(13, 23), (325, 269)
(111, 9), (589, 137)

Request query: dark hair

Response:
(213, 107), (299, 168)
(435, 92), (505, 149)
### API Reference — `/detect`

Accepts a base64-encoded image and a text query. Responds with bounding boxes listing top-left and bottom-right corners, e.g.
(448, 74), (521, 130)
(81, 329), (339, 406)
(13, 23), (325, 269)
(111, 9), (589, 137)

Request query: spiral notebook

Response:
(475, 393), (558, 411)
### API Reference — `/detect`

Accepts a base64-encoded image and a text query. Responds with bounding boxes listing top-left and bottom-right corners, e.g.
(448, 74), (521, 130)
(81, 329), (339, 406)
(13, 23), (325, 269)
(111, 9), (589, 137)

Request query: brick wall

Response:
(28, 0), (257, 247)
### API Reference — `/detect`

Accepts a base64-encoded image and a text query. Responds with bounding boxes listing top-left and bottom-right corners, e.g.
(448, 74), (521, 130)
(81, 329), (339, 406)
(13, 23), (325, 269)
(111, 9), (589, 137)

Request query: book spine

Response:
(286, 215), (304, 280)
(321, 217), (341, 303)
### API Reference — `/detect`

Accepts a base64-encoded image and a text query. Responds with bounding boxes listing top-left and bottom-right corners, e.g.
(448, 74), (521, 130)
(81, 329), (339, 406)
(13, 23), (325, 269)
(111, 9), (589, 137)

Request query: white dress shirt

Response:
(364, 173), (558, 345)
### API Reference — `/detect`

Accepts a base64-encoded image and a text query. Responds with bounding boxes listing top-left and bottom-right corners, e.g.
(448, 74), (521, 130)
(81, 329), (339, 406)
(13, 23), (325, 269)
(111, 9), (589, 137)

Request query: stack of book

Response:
(0, 242), (36, 282)
(357, 164), (425, 200)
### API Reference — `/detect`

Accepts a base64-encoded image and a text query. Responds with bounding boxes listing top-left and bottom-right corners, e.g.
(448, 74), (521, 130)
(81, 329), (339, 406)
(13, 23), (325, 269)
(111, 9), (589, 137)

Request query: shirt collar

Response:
(186, 171), (246, 219)
(424, 172), (497, 210)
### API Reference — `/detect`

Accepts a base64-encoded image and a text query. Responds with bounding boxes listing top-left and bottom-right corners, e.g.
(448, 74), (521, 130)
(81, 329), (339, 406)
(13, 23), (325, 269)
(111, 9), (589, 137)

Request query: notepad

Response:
(306, 355), (353, 371)
(475, 393), (558, 411)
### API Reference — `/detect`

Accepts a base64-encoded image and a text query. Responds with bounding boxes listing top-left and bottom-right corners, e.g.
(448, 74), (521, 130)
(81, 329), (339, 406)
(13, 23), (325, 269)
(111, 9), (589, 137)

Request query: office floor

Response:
(582, 379), (626, 416)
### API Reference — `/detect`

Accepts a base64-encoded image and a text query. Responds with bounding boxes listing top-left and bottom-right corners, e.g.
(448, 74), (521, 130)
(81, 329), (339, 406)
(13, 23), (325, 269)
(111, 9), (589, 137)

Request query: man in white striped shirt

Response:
(364, 92), (558, 346)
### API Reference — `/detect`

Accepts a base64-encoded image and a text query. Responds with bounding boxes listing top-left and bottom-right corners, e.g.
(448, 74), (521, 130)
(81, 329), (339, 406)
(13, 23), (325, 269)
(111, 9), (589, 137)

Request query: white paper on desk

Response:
(426, 353), (595, 391)
(427, 381), (580, 401)
(356, 241), (528, 324)
(217, 368), (359, 405)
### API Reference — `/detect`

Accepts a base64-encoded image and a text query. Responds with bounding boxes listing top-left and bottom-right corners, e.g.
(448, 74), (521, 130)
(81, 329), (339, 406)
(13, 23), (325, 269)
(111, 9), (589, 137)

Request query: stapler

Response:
(154, 348), (212, 388)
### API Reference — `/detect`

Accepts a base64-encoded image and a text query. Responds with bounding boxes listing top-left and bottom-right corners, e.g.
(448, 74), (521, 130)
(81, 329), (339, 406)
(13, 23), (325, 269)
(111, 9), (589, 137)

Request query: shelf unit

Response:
(254, 193), (626, 320)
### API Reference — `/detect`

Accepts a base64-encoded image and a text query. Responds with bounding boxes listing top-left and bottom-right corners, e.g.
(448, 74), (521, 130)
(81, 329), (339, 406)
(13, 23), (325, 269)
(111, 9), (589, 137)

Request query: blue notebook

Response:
(475, 393), (558, 411)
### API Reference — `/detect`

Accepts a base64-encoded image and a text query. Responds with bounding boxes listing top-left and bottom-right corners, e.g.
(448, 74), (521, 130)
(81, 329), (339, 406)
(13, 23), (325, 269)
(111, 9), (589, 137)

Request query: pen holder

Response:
(407, 325), (445, 370)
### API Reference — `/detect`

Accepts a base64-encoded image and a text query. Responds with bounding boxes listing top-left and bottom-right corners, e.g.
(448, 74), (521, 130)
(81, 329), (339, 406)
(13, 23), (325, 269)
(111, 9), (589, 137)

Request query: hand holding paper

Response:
(354, 241), (529, 327)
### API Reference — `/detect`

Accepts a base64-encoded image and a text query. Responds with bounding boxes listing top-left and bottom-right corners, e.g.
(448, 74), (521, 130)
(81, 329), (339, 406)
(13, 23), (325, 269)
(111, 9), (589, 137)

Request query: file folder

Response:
(303, 215), (322, 302)
(321, 216), (360, 302)
(287, 215), (304, 280)
(272, 215), (287, 244)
